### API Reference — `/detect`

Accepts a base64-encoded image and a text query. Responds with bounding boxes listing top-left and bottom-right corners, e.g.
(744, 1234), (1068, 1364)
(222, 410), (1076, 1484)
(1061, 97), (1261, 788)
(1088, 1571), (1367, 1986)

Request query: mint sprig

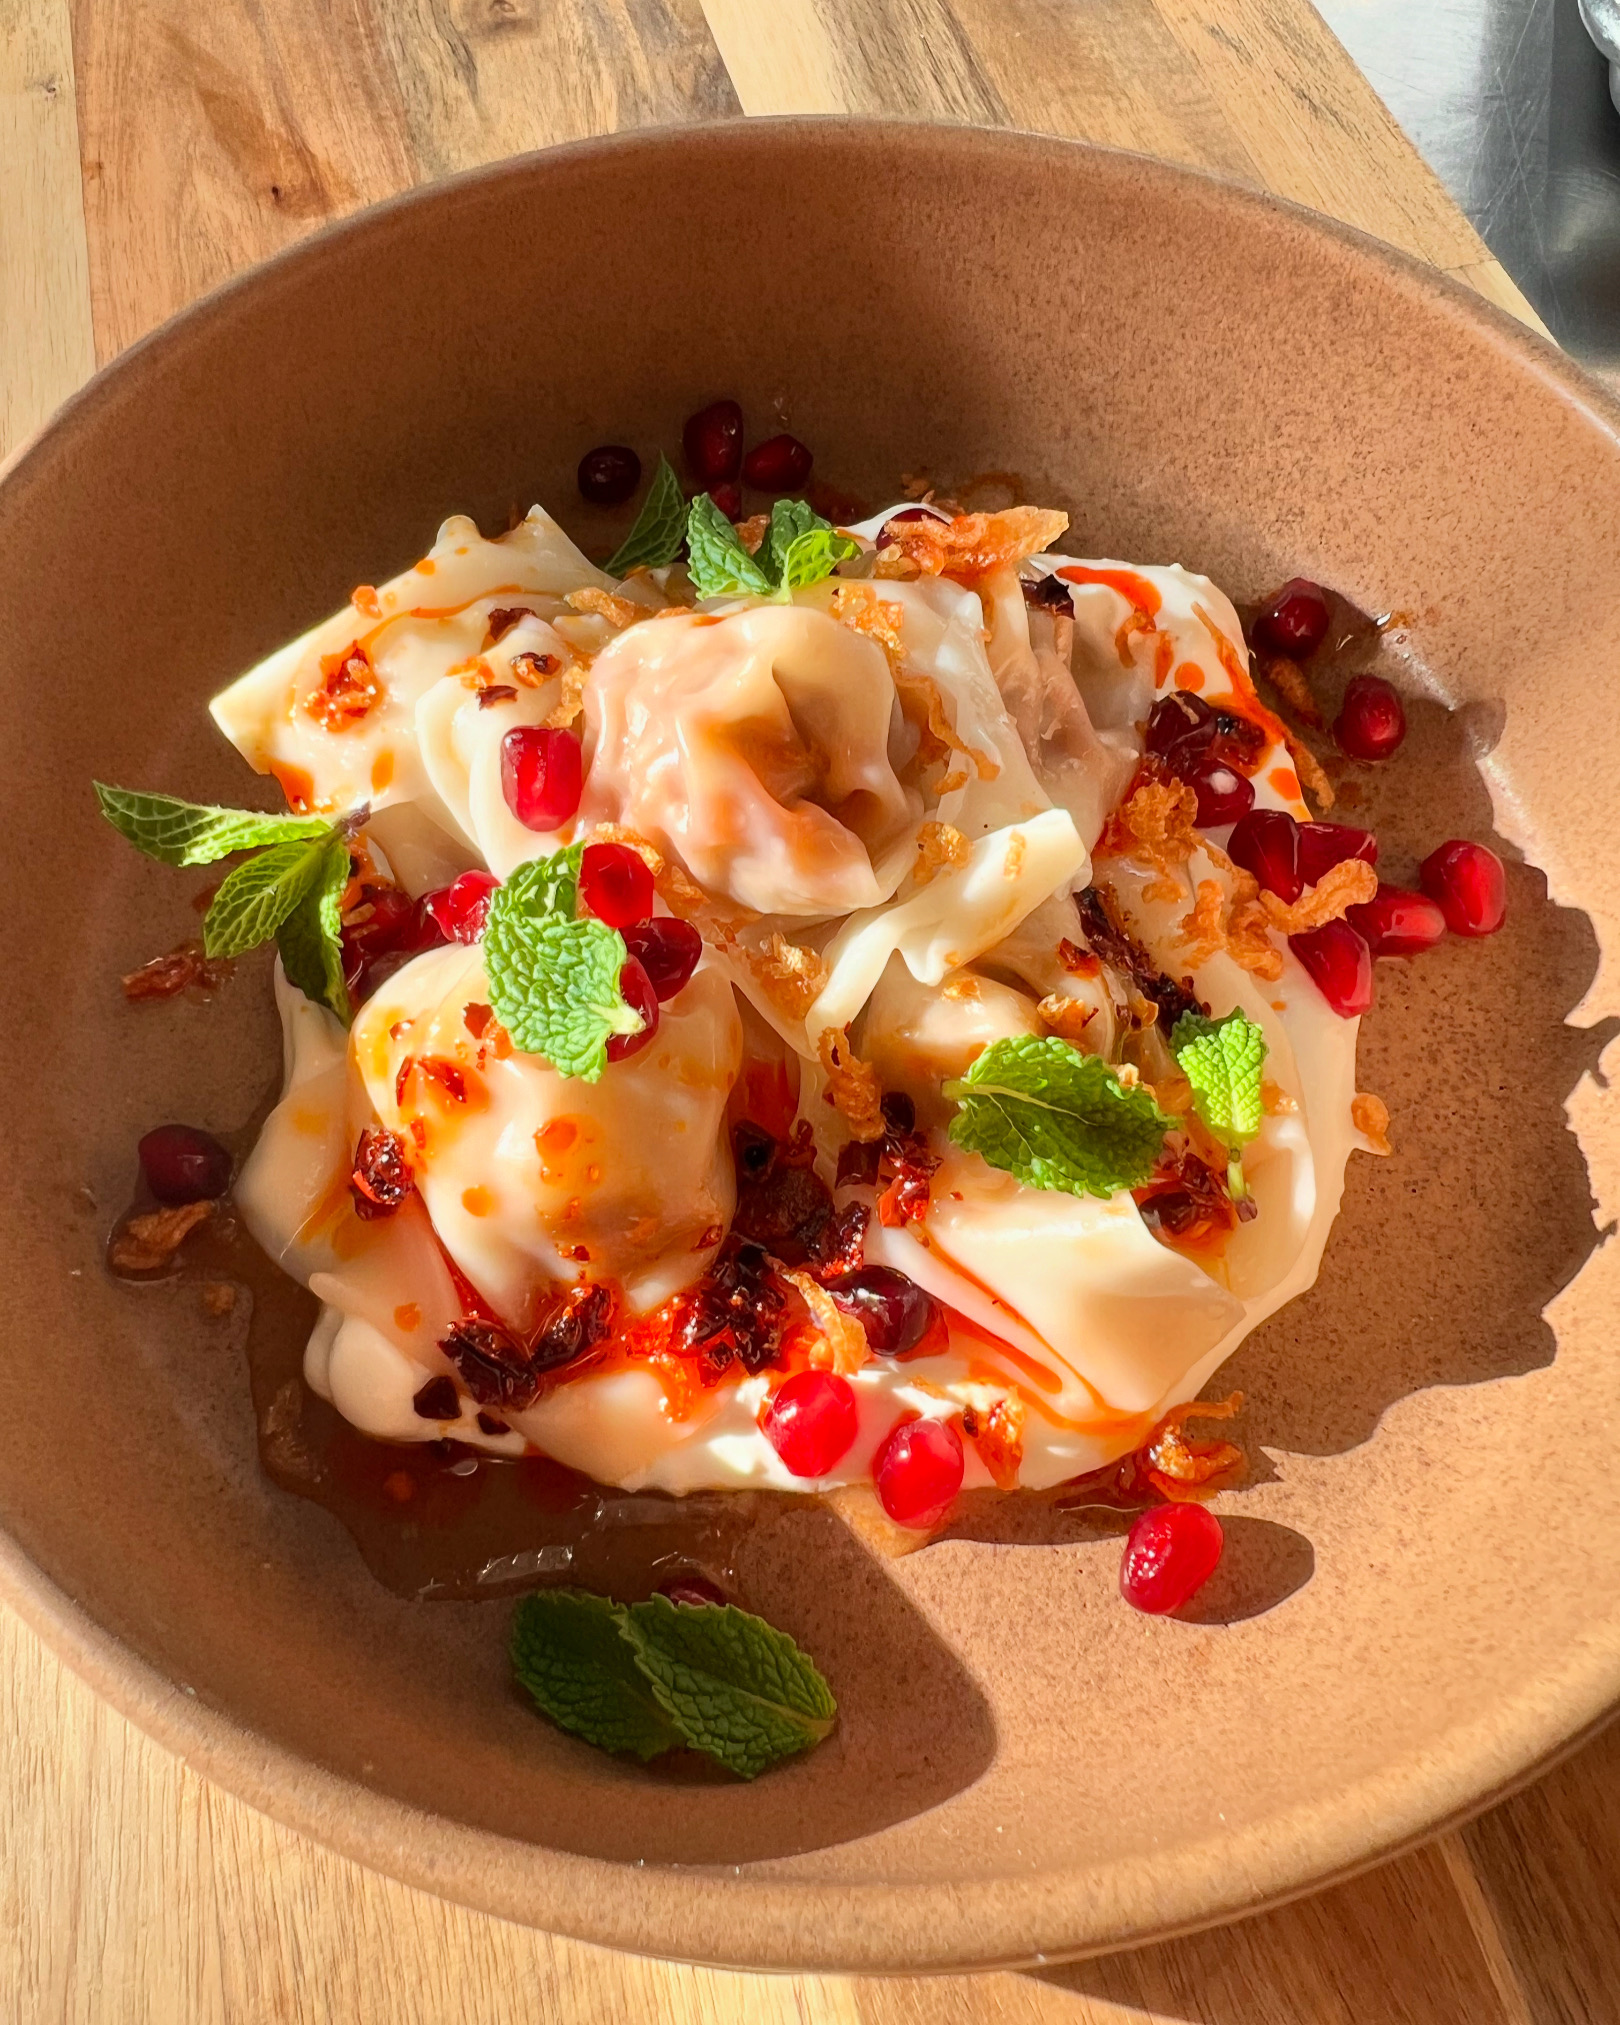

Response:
(94, 783), (329, 864)
(944, 1035), (1171, 1199)
(483, 847), (643, 1080)
(604, 453), (686, 576)
(684, 492), (857, 602)
(97, 783), (355, 1023)
(510, 1589), (836, 1778)
(1171, 1008), (1268, 1202)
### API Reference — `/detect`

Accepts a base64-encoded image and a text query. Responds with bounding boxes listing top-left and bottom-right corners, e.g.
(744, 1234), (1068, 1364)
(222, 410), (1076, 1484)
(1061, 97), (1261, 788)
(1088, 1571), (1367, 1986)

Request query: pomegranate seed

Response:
(762, 1369), (860, 1478)
(682, 399), (743, 485)
(874, 1416), (964, 1529)
(709, 481), (743, 521)
(1252, 578), (1331, 659)
(576, 444), (641, 507)
(423, 870), (499, 944)
(1346, 881), (1448, 958)
(1144, 690), (1213, 758)
(138, 1124), (232, 1205)
(341, 883), (446, 998)
(1183, 753), (1255, 827)
(742, 433), (813, 492)
(1296, 820), (1378, 887)
(1290, 919), (1375, 1017)
(500, 726), (582, 831)
(1420, 839), (1507, 937)
(1334, 674), (1407, 761)
(579, 842), (654, 928)
(620, 917), (702, 1001)
(825, 1265), (938, 1355)
(1119, 1502), (1224, 1613)
(656, 1571), (727, 1608)
(1227, 808), (1302, 902)
(606, 957), (660, 1062)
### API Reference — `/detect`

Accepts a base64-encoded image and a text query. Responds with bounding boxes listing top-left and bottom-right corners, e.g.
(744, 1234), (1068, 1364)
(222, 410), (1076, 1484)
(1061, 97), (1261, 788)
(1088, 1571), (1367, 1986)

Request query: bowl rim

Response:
(8, 115), (1620, 1974)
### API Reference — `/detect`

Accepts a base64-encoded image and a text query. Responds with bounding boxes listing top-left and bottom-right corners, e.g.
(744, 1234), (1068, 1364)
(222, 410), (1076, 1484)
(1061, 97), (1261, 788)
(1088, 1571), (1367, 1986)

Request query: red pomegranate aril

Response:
(656, 1571), (727, 1608)
(605, 957), (660, 1062)
(620, 917), (702, 1001)
(1183, 753), (1255, 828)
(1226, 808), (1302, 903)
(762, 1369), (860, 1478)
(741, 433), (813, 493)
(825, 1265), (938, 1355)
(709, 481), (743, 521)
(1296, 820), (1378, 887)
(424, 869), (499, 944)
(874, 1415), (965, 1529)
(576, 444), (641, 507)
(1144, 689), (1214, 758)
(1290, 919), (1375, 1017)
(500, 725), (582, 831)
(138, 1124), (232, 1205)
(1420, 839), (1507, 937)
(1252, 578), (1331, 660)
(1334, 674), (1407, 761)
(579, 842), (654, 928)
(682, 399), (743, 485)
(1346, 881), (1447, 958)
(1119, 1502), (1224, 1614)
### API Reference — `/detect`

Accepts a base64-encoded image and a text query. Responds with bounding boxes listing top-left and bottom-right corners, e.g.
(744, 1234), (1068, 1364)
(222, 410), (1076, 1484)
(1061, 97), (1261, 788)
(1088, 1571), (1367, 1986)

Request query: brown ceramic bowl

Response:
(3, 120), (1619, 1974)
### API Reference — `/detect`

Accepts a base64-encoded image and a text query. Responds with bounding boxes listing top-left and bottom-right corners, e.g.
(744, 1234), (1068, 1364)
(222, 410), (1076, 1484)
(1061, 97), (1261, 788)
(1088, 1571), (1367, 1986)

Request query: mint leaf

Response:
(276, 832), (353, 1022)
(604, 454), (686, 576)
(95, 783), (329, 866)
(1172, 1008), (1267, 1200)
(685, 491), (774, 600)
(759, 499), (858, 593)
(510, 1591), (683, 1762)
(483, 846), (641, 1080)
(202, 837), (335, 959)
(777, 524), (858, 592)
(944, 1035), (1171, 1199)
(620, 1595), (837, 1780)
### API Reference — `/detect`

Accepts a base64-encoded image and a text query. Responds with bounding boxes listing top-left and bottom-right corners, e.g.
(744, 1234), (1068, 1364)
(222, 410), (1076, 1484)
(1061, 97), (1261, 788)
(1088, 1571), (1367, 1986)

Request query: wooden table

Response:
(2, 3), (1611, 2018)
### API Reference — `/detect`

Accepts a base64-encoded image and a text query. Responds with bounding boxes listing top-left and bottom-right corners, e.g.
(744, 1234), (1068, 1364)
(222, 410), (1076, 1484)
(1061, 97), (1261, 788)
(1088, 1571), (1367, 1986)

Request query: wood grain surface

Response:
(0, 0), (1595, 2019)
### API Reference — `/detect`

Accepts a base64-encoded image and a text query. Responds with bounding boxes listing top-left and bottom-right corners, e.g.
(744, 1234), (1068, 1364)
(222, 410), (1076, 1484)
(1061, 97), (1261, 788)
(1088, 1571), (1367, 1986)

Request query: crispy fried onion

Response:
(1184, 849), (1285, 982)
(1352, 1092), (1392, 1154)
(749, 933), (828, 1021)
(879, 506), (1069, 579)
(542, 657), (589, 729)
(912, 820), (969, 887)
(1259, 652), (1323, 727)
(829, 582), (905, 675)
(962, 1394), (1026, 1490)
(781, 1268), (870, 1375)
(1037, 992), (1095, 1041)
(1104, 772), (1200, 902)
(818, 1026), (886, 1142)
(110, 1201), (214, 1274)
(1286, 733), (1335, 810)
(565, 586), (640, 629)
(1259, 856), (1377, 934)
(1178, 878), (1227, 965)
(1143, 1391), (1246, 1501)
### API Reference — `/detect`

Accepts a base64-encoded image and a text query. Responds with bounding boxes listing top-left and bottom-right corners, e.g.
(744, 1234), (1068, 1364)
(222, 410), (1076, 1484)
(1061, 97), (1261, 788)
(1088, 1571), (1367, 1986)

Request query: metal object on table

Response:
(1318, 0), (1620, 378)
(1581, 0), (1620, 115)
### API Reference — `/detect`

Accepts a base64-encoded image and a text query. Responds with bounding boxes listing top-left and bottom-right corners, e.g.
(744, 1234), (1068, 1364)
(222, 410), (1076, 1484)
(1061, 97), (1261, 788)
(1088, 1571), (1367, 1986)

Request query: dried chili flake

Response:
(121, 940), (230, 1002)
(441, 1319), (541, 1411)
(412, 1375), (460, 1420)
(483, 606), (535, 645)
(305, 642), (381, 731)
(673, 1236), (788, 1377)
(1074, 884), (1206, 1033)
(476, 684), (519, 709)
(349, 1127), (415, 1221)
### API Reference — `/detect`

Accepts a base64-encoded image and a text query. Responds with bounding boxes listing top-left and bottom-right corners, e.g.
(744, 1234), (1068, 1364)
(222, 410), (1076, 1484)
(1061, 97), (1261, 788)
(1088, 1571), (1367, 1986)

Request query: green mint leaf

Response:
(275, 833), (353, 1023)
(619, 1595), (837, 1780)
(760, 497), (822, 580)
(95, 782), (330, 866)
(1171, 1009), (1268, 1200)
(777, 524), (859, 593)
(944, 1035), (1171, 1199)
(483, 847), (640, 1080)
(685, 491), (774, 600)
(202, 837), (336, 959)
(510, 1591), (684, 1762)
(604, 453), (686, 576)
